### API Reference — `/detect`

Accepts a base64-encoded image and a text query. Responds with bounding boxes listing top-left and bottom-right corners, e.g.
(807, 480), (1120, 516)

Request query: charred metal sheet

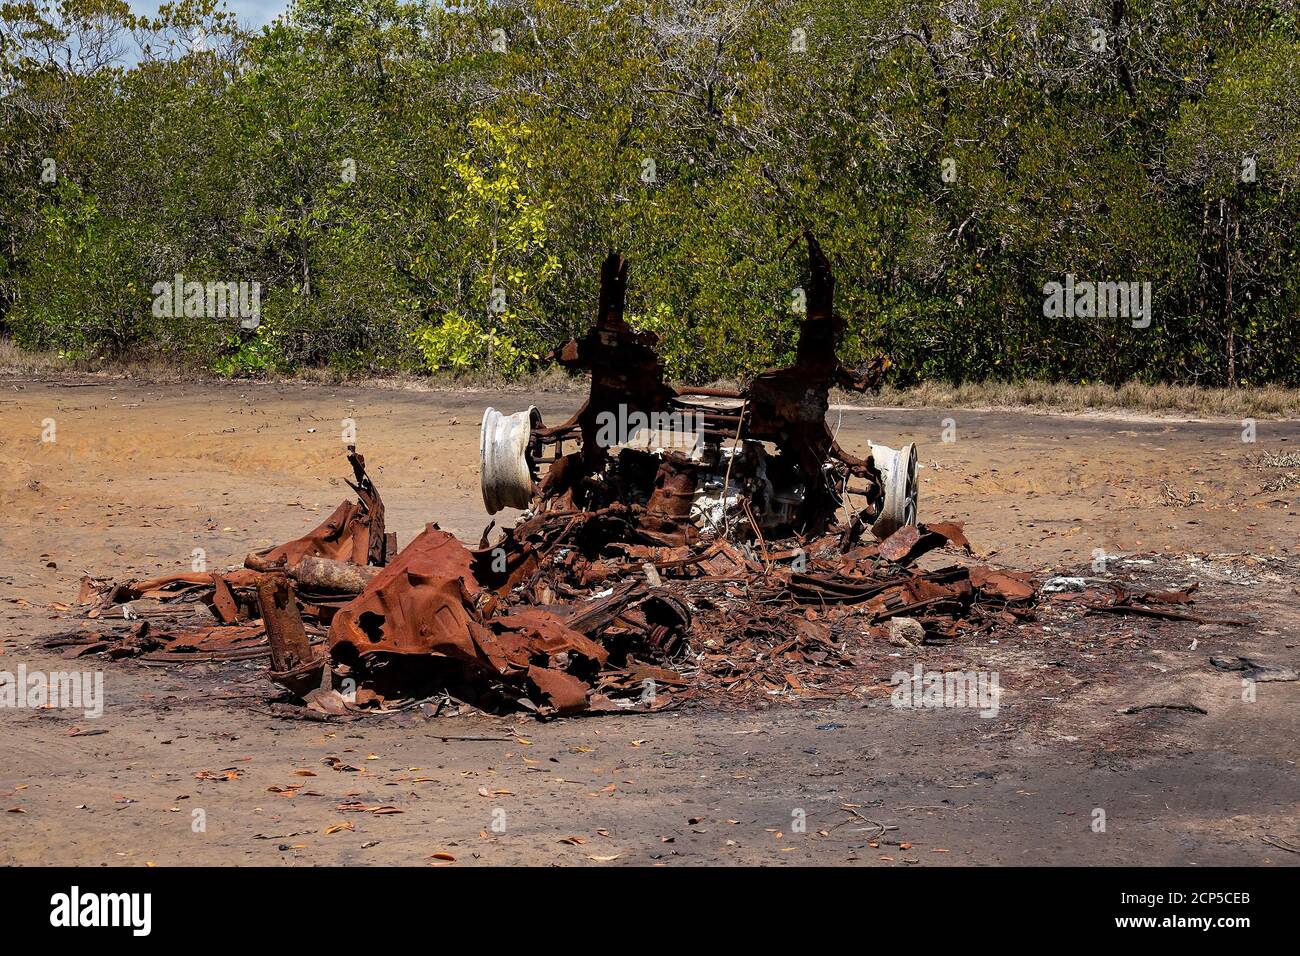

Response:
(246, 447), (388, 570)
(877, 521), (973, 565)
(206, 574), (241, 624)
(325, 524), (630, 713)
(329, 525), (484, 660)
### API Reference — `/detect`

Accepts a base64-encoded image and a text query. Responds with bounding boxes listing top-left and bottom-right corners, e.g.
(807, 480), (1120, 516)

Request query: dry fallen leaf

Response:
(194, 768), (241, 781)
(587, 854), (620, 862)
(325, 822), (355, 834)
(336, 802), (403, 814)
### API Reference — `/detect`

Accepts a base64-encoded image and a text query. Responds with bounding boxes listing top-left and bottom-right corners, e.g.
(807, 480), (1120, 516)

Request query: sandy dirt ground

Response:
(1, 378), (1297, 866)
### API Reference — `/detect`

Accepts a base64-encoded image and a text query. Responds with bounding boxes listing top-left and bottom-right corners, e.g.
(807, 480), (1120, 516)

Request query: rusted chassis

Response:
(489, 233), (894, 548)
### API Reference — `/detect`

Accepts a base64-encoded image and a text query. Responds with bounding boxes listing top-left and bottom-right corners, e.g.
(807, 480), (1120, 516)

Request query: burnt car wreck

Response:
(72, 234), (1206, 719)
(480, 233), (917, 547)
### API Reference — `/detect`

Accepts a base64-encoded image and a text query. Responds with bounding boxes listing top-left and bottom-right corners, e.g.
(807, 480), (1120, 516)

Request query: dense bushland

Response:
(1, 0), (1296, 385)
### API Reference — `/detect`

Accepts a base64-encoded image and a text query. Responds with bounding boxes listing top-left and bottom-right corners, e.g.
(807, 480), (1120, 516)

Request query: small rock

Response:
(886, 617), (925, 647)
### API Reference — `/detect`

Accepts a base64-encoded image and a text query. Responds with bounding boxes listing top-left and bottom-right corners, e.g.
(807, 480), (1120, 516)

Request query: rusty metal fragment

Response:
(1083, 582), (1243, 625)
(324, 524), (649, 713)
(257, 572), (321, 691)
(246, 447), (388, 570)
(330, 525), (484, 660)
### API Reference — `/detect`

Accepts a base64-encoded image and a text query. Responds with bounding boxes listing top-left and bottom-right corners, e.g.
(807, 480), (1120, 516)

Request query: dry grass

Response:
(0, 340), (586, 393)
(0, 339), (198, 382)
(339, 363), (585, 394)
(1260, 472), (1300, 493)
(1254, 450), (1300, 494)
(852, 379), (1300, 419)
(0, 339), (83, 376)
(3, 339), (1297, 418)
(1253, 450), (1300, 469)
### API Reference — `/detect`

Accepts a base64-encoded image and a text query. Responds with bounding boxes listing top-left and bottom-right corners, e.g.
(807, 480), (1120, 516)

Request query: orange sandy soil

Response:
(0, 377), (1296, 866)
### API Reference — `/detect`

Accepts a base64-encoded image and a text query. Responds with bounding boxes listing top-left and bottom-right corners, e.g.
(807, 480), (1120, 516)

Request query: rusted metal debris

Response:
(73, 237), (1217, 718)
(245, 448), (390, 571)
(1081, 582), (1246, 626)
(258, 572), (329, 695)
(66, 450), (391, 664)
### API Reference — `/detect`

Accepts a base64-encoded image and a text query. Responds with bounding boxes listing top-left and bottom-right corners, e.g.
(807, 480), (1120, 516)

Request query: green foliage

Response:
(9, 180), (151, 358)
(2, 0), (1298, 386)
(213, 322), (282, 377)
(410, 116), (561, 376)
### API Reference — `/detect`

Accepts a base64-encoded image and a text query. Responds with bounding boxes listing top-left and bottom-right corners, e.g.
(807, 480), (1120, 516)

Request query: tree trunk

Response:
(1223, 196), (1237, 387)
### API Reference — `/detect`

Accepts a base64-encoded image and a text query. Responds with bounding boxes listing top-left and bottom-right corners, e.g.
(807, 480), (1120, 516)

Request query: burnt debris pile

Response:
(69, 236), (1055, 717)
